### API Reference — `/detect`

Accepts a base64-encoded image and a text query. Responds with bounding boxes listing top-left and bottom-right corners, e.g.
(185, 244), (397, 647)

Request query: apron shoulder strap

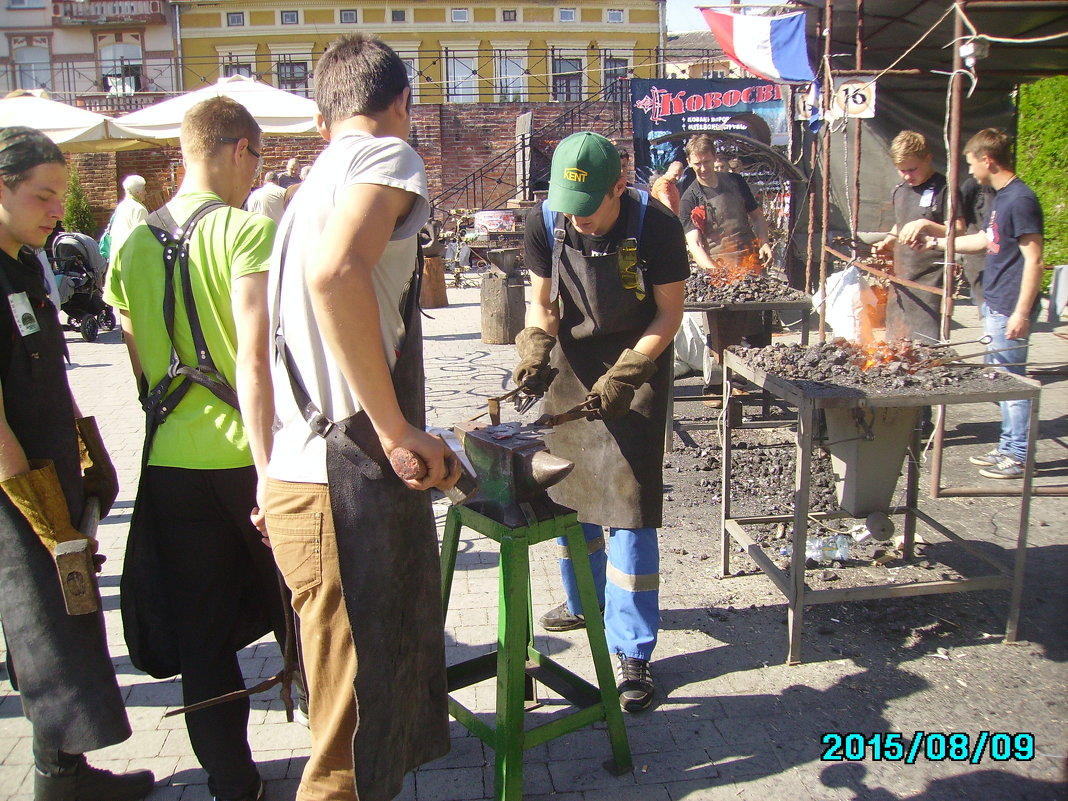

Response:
(542, 203), (566, 303)
(142, 200), (238, 438)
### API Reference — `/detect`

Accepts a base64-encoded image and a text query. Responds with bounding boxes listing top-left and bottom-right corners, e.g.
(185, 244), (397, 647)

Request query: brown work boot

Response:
(34, 756), (154, 801)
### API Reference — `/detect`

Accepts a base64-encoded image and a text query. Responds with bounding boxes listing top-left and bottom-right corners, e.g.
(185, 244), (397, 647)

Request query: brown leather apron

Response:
(542, 209), (671, 529)
(0, 248), (131, 754)
(276, 252), (449, 801)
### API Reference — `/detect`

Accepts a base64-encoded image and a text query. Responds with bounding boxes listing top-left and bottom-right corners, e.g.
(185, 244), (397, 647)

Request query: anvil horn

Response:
(525, 450), (574, 492)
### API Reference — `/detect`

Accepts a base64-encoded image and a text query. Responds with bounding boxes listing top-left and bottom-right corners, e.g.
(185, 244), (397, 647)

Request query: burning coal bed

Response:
(735, 340), (1021, 396)
(684, 271), (809, 305)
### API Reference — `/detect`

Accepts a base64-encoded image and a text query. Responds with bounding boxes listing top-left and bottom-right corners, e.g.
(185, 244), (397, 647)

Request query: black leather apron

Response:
(0, 248), (130, 753)
(276, 253), (449, 801)
(543, 233), (671, 530)
(887, 176), (950, 342)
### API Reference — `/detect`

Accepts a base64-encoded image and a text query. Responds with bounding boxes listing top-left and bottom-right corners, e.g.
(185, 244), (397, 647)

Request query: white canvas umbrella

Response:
(117, 75), (319, 143)
(0, 92), (164, 153)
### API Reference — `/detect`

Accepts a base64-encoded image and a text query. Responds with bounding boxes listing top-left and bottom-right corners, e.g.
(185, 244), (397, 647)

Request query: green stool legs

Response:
(440, 504), (632, 801)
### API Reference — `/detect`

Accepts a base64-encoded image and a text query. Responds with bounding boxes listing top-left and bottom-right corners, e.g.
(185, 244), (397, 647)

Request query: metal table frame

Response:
(720, 351), (1042, 665)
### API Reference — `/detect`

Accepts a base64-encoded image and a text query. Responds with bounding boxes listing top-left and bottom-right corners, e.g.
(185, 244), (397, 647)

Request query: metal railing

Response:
(51, 0), (166, 25)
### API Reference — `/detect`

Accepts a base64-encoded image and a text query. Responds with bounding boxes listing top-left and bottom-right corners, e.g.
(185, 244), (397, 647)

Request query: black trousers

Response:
(145, 465), (285, 800)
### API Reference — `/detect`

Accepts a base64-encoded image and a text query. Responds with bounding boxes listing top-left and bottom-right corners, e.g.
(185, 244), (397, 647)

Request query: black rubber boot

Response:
(35, 757), (154, 801)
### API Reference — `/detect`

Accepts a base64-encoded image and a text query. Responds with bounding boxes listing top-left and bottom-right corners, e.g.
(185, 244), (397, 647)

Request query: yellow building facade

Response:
(173, 0), (665, 103)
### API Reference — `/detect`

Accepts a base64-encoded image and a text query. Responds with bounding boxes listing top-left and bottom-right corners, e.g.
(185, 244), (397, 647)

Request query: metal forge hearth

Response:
(719, 349), (1041, 665)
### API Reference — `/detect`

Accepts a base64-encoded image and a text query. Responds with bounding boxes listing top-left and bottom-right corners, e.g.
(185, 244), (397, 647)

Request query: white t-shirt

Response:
(246, 182), (287, 223)
(267, 131), (430, 484)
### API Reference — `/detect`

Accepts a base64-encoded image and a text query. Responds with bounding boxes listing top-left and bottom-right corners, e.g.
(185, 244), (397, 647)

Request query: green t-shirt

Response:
(104, 191), (276, 468)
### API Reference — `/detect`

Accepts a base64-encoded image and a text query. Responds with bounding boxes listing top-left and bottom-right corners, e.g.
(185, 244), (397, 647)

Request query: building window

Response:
(280, 10), (298, 24)
(401, 57), (418, 101)
(494, 51), (524, 102)
(223, 61), (252, 78)
(13, 45), (50, 90)
(340, 9), (358, 23)
(444, 53), (477, 103)
(607, 8), (624, 23)
(100, 42), (142, 94)
(226, 11), (244, 26)
(9, 0), (46, 8)
(502, 9), (517, 22)
(450, 8), (469, 23)
(604, 56), (627, 101)
(558, 8), (576, 22)
(277, 60), (309, 95)
(391, 9), (405, 22)
(552, 56), (582, 101)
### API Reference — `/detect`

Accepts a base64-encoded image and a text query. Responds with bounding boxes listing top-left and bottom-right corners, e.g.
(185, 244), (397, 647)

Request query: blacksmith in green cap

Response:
(514, 131), (688, 712)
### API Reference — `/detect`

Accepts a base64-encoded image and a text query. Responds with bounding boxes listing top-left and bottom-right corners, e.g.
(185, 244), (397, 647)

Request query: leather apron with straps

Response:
(0, 248), (130, 753)
(542, 190), (672, 530)
(275, 241), (449, 801)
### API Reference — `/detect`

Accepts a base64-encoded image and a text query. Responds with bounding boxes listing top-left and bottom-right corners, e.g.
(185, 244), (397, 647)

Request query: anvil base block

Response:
(440, 504), (633, 801)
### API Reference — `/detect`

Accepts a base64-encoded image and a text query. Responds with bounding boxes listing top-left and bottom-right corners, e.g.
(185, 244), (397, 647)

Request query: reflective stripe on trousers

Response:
(555, 522), (660, 661)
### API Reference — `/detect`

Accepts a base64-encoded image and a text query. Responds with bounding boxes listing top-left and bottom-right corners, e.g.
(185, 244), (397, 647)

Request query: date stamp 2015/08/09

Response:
(821, 732), (1035, 764)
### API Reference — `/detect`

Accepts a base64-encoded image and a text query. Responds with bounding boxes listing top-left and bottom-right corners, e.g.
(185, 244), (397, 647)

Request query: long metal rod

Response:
(817, 0), (834, 340)
(849, 0), (864, 258)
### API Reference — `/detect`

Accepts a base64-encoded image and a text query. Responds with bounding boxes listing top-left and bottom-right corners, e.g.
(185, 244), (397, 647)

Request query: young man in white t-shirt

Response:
(264, 34), (458, 801)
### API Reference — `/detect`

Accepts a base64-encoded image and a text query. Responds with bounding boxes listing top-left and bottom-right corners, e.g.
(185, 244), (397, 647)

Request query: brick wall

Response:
(69, 100), (633, 229)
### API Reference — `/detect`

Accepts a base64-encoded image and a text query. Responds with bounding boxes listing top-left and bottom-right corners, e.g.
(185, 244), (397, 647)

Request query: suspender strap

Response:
(142, 201), (238, 430)
(544, 188), (650, 303)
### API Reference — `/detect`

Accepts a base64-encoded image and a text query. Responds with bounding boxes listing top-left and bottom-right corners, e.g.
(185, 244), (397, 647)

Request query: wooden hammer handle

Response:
(388, 447), (428, 481)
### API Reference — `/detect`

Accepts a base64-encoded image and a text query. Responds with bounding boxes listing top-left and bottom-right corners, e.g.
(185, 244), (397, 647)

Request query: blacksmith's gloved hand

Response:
(588, 349), (658, 422)
(1, 460), (97, 557)
(77, 416), (119, 517)
(513, 326), (558, 397)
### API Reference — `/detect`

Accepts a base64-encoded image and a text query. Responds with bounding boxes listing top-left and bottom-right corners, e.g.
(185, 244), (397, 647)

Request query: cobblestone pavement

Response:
(0, 287), (1065, 800)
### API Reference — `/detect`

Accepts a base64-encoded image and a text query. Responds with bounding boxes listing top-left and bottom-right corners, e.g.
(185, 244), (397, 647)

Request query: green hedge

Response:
(63, 164), (97, 238)
(1017, 76), (1068, 268)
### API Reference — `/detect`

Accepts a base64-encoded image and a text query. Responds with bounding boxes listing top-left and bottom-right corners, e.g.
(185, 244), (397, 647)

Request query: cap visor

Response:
(547, 182), (605, 217)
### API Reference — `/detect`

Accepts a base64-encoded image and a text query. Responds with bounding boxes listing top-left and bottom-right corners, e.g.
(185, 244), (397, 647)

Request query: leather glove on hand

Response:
(77, 416), (118, 517)
(512, 326), (558, 397)
(588, 348), (658, 422)
(1, 460), (97, 556)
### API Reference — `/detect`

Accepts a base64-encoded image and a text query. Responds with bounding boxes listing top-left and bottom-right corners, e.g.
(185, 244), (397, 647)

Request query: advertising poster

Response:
(630, 77), (790, 185)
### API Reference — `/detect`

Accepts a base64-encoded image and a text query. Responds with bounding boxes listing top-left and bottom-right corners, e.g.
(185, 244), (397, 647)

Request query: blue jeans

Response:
(981, 304), (1031, 462)
(555, 523), (660, 661)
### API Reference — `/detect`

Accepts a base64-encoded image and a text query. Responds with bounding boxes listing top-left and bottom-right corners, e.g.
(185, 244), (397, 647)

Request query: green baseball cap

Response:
(547, 132), (621, 216)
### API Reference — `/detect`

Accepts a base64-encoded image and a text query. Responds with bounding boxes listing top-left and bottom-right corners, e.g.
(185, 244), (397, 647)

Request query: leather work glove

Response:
(76, 417), (118, 517)
(1, 460), (97, 557)
(588, 349), (658, 422)
(512, 326), (558, 397)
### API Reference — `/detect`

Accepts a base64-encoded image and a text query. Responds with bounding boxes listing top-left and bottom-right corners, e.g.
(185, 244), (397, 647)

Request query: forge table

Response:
(720, 350), (1042, 664)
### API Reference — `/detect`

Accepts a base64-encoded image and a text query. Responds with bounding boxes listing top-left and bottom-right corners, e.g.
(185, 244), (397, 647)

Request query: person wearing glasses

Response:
(515, 131), (686, 712)
(104, 97), (286, 801)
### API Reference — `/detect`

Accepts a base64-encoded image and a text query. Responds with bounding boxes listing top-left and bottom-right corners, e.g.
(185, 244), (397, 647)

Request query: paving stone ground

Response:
(0, 286), (1065, 800)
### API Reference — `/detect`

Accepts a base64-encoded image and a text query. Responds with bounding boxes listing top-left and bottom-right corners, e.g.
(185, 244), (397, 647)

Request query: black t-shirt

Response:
(983, 177), (1044, 317)
(891, 172), (960, 283)
(0, 247), (53, 377)
(678, 173), (758, 232)
(525, 191), (689, 286)
(961, 175), (995, 233)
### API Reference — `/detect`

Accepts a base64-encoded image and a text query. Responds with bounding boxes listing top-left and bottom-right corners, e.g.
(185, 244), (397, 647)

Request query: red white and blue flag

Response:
(700, 8), (816, 84)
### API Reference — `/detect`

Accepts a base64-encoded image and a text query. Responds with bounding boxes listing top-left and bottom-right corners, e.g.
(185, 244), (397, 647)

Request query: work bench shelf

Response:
(719, 350), (1042, 664)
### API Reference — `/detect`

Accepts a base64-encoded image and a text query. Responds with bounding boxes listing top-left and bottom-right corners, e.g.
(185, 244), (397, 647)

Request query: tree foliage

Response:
(63, 164), (97, 237)
(1017, 76), (1068, 267)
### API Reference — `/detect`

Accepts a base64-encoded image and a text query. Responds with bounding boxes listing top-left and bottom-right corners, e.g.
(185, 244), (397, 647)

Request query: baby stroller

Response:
(51, 232), (116, 342)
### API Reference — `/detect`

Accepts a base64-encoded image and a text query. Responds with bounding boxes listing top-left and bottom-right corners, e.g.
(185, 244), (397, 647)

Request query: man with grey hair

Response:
(246, 170), (286, 223)
(105, 174), (148, 259)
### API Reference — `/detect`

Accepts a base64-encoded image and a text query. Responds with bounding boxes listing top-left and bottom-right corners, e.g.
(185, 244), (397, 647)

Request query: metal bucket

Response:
(824, 405), (919, 516)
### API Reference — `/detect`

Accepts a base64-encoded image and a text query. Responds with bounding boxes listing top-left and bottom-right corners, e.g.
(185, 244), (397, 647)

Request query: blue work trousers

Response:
(556, 523), (659, 661)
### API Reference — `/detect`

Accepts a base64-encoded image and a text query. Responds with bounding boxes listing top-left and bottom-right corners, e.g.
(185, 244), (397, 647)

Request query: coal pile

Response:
(684, 271), (808, 305)
(735, 340), (1019, 397)
(670, 441), (838, 515)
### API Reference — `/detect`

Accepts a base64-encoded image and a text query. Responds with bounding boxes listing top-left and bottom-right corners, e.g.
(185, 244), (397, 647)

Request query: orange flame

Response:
(702, 249), (764, 286)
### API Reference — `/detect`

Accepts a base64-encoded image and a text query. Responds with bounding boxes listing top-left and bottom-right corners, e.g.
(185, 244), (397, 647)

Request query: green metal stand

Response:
(440, 503), (632, 801)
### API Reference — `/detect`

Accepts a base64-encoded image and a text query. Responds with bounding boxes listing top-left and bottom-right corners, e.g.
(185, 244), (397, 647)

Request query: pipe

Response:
(850, 0), (863, 258)
(817, 0), (834, 341)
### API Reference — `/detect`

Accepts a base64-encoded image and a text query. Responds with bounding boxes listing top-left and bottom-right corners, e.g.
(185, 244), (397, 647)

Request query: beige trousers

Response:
(265, 478), (358, 801)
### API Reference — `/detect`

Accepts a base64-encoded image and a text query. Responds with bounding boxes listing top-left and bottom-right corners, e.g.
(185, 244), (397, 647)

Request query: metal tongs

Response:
(534, 396), (602, 428)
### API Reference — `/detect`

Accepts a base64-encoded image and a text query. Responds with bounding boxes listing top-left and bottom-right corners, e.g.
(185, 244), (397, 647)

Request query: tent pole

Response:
(931, 0), (966, 499)
(817, 0), (834, 341)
